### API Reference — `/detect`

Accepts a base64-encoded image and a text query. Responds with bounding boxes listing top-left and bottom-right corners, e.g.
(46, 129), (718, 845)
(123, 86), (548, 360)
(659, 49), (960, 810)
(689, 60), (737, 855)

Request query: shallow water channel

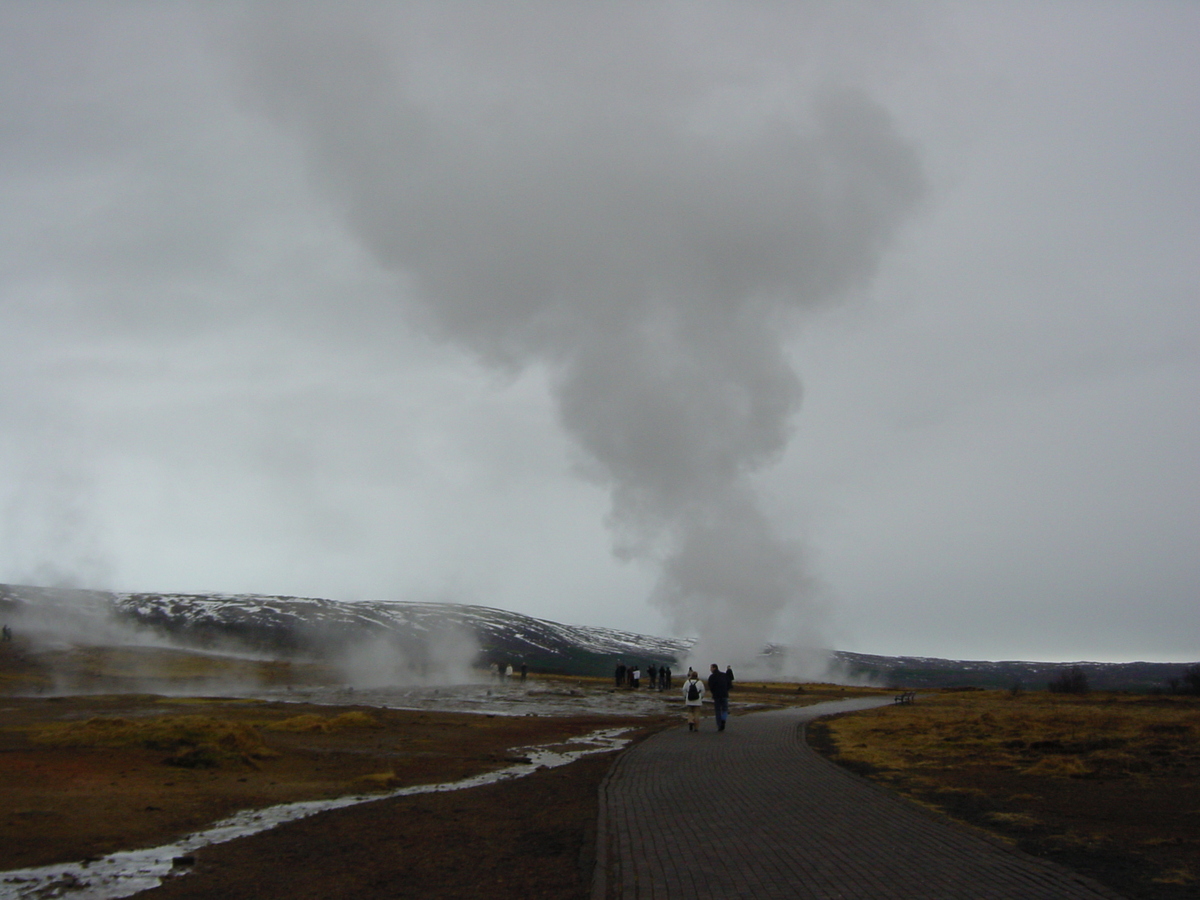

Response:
(0, 725), (634, 900)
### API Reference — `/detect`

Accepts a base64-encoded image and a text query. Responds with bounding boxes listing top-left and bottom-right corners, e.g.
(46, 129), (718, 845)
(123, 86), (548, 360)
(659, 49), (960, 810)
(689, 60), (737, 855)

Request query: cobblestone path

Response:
(592, 698), (1125, 899)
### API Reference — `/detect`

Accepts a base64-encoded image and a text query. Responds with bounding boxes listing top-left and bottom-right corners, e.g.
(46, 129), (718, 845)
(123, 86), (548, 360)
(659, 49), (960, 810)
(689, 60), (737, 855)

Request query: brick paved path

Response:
(592, 698), (1126, 899)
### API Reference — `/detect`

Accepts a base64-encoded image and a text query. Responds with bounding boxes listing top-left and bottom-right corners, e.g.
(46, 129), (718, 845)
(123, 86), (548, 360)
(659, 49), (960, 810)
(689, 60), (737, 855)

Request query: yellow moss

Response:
(32, 715), (277, 762)
(1152, 867), (1195, 886)
(1021, 756), (1090, 778)
(265, 711), (380, 733)
(265, 714), (334, 733)
(986, 811), (1042, 830)
(357, 770), (399, 788)
(329, 711), (381, 730)
(823, 691), (1200, 782)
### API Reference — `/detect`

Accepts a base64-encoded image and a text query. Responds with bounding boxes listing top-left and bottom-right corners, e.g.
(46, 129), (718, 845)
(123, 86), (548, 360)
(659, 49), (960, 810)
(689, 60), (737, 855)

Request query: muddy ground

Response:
(0, 691), (673, 898)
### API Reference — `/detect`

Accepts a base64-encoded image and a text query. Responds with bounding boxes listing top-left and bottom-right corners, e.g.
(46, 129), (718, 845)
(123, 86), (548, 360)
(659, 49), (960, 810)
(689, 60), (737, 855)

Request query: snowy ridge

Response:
(0, 584), (690, 676)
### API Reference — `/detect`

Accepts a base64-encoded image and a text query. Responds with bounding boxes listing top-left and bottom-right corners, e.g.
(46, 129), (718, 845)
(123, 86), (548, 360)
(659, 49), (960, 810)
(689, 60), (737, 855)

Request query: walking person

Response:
(682, 670), (705, 731)
(708, 663), (731, 731)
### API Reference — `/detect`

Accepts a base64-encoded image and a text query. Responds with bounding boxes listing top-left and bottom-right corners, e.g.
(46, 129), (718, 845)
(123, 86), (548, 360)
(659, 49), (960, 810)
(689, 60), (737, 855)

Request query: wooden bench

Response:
(894, 691), (917, 705)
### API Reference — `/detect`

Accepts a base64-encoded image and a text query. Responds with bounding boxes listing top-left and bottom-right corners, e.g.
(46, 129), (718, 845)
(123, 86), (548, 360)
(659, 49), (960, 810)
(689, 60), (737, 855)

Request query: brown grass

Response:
(264, 711), (381, 733)
(30, 714), (281, 767)
(811, 690), (1200, 900)
(823, 691), (1198, 779)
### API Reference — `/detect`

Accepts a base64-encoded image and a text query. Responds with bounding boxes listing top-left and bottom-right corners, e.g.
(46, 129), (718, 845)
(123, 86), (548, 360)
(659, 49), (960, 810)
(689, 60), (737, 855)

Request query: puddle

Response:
(0, 727), (633, 900)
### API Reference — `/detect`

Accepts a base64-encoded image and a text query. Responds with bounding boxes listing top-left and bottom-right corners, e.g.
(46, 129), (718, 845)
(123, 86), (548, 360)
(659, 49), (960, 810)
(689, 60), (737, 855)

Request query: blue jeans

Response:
(712, 695), (729, 728)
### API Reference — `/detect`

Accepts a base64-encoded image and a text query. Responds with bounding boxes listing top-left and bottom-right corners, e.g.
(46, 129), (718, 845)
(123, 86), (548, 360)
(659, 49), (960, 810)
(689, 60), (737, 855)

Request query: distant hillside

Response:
(1, 583), (1194, 689)
(831, 650), (1192, 693)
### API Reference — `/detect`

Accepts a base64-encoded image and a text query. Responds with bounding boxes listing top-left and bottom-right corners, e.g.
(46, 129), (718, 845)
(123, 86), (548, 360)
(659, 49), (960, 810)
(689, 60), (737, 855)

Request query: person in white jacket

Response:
(682, 671), (705, 731)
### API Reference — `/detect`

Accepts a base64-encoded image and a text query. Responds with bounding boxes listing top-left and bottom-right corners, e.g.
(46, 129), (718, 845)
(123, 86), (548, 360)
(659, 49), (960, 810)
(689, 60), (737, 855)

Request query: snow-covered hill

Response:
(0, 583), (690, 677)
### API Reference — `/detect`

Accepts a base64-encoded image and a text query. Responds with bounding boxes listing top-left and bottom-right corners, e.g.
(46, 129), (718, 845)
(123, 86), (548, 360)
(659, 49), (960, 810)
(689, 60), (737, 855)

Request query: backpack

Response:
(687, 681), (699, 701)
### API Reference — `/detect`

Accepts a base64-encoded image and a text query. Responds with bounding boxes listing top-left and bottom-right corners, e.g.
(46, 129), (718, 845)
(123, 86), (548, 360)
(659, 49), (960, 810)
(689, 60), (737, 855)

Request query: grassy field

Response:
(809, 689), (1200, 900)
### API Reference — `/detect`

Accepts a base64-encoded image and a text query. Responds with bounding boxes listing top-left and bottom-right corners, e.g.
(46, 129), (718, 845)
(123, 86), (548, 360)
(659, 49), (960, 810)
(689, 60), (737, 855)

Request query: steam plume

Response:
(227, 6), (924, 663)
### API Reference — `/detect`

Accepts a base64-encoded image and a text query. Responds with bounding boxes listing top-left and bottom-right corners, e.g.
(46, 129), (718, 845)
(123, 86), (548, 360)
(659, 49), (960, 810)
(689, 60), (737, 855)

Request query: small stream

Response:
(0, 727), (634, 900)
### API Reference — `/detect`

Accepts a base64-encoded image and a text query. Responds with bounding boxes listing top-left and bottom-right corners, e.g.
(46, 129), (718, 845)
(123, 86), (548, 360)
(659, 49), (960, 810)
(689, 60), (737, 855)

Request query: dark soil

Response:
(142, 750), (617, 900)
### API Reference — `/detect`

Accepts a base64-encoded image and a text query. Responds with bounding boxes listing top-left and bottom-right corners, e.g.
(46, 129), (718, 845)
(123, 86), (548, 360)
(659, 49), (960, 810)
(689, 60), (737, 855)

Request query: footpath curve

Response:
(592, 697), (1126, 899)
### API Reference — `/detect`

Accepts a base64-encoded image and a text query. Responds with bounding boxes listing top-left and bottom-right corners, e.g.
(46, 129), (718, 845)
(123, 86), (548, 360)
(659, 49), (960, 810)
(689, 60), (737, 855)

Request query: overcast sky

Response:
(1, 2), (1196, 664)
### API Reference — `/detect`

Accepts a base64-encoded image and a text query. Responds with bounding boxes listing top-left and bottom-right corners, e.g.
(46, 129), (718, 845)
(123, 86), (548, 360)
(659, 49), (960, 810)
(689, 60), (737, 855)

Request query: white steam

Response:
(334, 627), (480, 688)
(223, 5), (924, 663)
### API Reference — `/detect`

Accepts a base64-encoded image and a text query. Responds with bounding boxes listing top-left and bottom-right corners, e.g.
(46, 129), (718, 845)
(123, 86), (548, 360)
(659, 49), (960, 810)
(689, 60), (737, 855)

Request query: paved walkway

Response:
(592, 698), (1126, 899)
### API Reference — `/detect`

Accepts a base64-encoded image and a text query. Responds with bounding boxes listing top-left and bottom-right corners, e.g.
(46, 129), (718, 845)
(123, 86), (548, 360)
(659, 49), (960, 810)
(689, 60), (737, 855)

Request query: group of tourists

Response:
(613, 662), (672, 690)
(615, 658), (735, 731)
(682, 664), (734, 732)
(489, 661), (528, 682)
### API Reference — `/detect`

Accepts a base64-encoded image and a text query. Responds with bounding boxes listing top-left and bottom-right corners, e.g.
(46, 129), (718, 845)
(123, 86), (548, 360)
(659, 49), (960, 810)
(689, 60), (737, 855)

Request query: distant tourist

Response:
(504, 663), (513, 681)
(520, 663), (527, 682)
(726, 666), (734, 689)
(631, 666), (641, 689)
(660, 666), (671, 690)
(647, 664), (657, 689)
(615, 663), (626, 688)
(1, 624), (10, 642)
(682, 670), (705, 731)
(708, 664), (731, 731)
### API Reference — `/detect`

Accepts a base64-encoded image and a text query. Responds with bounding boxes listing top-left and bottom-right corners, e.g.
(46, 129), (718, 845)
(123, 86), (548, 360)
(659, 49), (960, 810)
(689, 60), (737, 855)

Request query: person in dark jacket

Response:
(708, 664), (731, 731)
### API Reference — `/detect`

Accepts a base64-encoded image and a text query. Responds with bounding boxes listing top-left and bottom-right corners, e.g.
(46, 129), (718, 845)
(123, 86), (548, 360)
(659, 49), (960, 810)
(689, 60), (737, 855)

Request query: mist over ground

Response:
(0, 3), (1197, 664)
